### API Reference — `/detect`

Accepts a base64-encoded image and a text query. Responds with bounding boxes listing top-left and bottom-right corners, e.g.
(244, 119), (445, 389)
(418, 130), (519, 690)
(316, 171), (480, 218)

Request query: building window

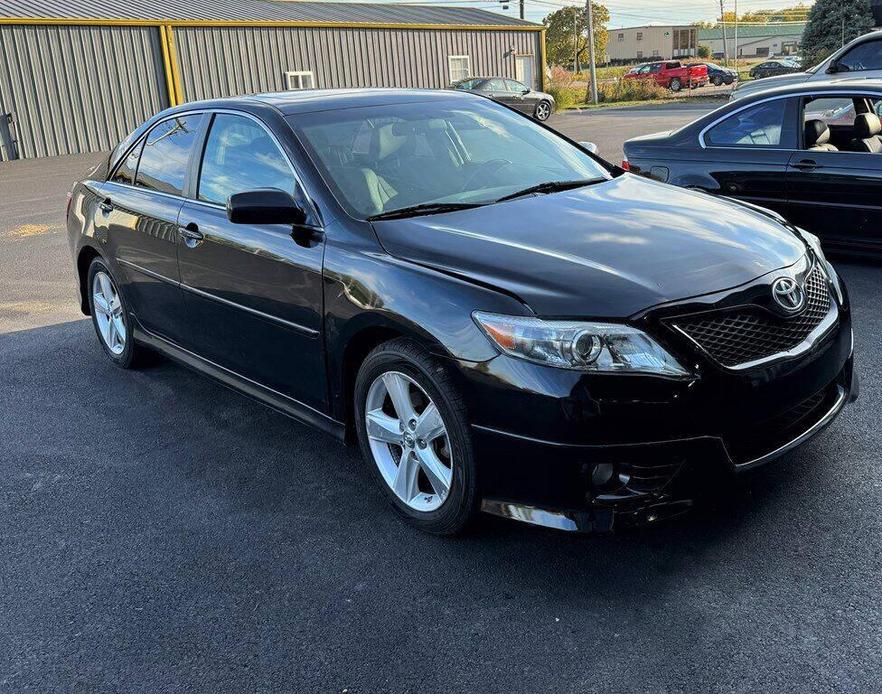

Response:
(636, 51), (643, 59)
(636, 32), (643, 41)
(448, 55), (471, 83)
(286, 71), (315, 90)
(617, 33), (624, 42)
(652, 49), (659, 57)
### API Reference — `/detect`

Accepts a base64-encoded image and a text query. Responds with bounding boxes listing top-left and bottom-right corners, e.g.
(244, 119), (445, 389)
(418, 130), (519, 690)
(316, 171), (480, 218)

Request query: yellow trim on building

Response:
(157, 25), (178, 107)
(0, 16), (541, 32)
(539, 28), (547, 91)
(164, 25), (185, 105)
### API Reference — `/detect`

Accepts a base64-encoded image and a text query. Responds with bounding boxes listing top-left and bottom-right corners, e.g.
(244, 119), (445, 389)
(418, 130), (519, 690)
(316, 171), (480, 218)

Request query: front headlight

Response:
(796, 227), (844, 305)
(473, 312), (689, 376)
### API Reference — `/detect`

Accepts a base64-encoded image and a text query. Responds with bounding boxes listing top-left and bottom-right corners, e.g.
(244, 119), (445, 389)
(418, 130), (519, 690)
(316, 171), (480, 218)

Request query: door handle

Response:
(99, 197), (113, 213)
(792, 160), (821, 171)
(179, 222), (204, 246)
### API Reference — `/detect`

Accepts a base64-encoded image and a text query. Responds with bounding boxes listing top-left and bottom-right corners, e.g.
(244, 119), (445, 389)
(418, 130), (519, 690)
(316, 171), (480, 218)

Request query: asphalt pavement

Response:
(1, 106), (881, 692)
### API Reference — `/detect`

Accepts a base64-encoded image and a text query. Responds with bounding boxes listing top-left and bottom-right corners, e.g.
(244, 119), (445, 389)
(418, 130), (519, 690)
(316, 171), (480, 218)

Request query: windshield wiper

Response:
(367, 202), (484, 221)
(494, 179), (603, 203)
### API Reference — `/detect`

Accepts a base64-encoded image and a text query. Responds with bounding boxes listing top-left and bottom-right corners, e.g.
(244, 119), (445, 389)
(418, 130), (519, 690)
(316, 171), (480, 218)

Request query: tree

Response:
(697, 44), (711, 59)
(801, 0), (874, 67)
(543, 4), (610, 69)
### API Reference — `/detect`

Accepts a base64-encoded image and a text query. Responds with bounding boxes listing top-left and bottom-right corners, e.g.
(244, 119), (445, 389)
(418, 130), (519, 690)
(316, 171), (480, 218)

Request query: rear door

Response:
(699, 96), (797, 216)
(101, 112), (205, 343)
(786, 94), (882, 253)
(176, 111), (327, 409)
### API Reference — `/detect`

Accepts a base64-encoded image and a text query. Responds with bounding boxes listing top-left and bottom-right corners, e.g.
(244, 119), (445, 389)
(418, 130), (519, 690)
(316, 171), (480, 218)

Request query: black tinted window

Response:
(505, 80), (527, 92)
(111, 140), (143, 186)
(198, 114), (296, 205)
(838, 40), (882, 71)
(135, 114), (203, 196)
(706, 100), (788, 147)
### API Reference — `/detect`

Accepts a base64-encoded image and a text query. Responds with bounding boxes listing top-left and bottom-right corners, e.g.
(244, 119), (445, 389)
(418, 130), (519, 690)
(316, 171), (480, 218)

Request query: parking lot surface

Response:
(2, 106), (881, 692)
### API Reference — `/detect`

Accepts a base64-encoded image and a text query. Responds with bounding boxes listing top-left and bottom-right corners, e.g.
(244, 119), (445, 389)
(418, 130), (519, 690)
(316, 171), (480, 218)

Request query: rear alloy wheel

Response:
(87, 257), (149, 369)
(670, 78), (682, 92)
(355, 338), (478, 534)
(534, 100), (552, 121)
(712, 75), (723, 87)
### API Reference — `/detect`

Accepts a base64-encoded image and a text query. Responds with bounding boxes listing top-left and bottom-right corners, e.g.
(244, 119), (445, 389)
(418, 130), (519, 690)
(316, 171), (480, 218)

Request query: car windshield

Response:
(290, 99), (609, 219)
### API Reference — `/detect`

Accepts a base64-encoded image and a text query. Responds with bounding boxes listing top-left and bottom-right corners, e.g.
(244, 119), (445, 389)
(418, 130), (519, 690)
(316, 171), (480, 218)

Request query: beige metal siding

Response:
(0, 24), (169, 160)
(173, 25), (541, 101)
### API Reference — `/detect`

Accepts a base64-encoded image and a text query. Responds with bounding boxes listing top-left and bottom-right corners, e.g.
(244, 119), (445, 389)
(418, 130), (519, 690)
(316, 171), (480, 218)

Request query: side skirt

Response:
(132, 324), (346, 442)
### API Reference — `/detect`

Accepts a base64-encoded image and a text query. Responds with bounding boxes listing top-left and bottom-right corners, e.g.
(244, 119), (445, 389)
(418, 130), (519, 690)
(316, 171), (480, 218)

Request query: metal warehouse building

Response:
(0, 0), (544, 160)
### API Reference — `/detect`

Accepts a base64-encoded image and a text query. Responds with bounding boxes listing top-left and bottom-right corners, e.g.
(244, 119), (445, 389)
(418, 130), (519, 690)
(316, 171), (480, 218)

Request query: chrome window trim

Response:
(116, 258), (319, 338)
(698, 88), (882, 149)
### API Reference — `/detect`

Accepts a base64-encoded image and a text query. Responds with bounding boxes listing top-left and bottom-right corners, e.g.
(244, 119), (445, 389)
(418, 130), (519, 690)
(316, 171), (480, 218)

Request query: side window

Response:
(198, 114), (296, 206)
(135, 114), (204, 196)
(705, 99), (789, 147)
(803, 97), (857, 127)
(505, 80), (527, 93)
(486, 79), (506, 92)
(111, 140), (144, 186)
(838, 40), (882, 72)
(648, 64), (661, 73)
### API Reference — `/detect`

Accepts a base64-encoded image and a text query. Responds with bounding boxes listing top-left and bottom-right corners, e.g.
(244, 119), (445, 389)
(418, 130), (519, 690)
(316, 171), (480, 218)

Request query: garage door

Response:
(0, 24), (169, 160)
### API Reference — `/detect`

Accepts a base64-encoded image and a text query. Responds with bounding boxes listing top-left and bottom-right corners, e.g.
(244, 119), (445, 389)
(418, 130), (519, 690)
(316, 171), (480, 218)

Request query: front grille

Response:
(671, 264), (833, 368)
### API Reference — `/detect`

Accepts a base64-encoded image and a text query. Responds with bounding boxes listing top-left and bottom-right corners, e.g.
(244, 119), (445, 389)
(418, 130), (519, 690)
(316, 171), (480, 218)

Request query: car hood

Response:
(732, 72), (809, 98)
(371, 174), (806, 318)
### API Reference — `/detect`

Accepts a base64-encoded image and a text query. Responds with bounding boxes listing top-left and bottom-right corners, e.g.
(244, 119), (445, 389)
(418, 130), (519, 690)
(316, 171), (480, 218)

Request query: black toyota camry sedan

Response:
(67, 88), (856, 535)
(623, 80), (882, 257)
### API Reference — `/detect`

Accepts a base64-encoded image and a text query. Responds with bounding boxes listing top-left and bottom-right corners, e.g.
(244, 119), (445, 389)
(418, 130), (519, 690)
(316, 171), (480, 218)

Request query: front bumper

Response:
(455, 299), (856, 533)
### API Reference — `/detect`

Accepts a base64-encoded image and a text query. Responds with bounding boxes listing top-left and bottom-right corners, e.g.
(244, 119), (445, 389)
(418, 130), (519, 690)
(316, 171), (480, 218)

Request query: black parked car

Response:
(451, 76), (556, 121)
(623, 80), (882, 256)
(68, 88), (856, 535)
(702, 62), (738, 86)
(749, 59), (801, 80)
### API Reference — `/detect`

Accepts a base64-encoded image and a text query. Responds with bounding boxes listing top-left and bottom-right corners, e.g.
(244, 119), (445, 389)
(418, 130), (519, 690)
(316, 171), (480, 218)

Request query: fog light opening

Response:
(591, 463), (615, 487)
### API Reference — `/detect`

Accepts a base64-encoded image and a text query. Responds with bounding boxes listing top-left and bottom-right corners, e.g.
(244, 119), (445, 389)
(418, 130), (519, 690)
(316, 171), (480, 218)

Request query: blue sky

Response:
(458, 0), (815, 28)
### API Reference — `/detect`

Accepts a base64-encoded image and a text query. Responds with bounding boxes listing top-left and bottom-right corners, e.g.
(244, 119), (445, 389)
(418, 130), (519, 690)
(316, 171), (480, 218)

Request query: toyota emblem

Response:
(772, 277), (806, 312)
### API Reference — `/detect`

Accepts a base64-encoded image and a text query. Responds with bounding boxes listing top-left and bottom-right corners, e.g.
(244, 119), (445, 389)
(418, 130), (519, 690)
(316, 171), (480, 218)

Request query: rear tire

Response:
(670, 78), (682, 92)
(712, 75), (723, 87)
(354, 338), (478, 535)
(86, 257), (150, 369)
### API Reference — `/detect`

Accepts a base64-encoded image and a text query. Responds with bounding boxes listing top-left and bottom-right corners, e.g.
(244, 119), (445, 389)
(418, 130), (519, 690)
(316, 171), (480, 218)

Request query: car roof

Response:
(162, 87), (484, 117)
(736, 78), (882, 100)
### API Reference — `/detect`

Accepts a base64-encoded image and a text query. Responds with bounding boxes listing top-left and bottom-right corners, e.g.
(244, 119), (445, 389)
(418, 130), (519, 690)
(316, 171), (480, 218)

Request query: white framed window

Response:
(286, 71), (315, 90)
(448, 55), (471, 83)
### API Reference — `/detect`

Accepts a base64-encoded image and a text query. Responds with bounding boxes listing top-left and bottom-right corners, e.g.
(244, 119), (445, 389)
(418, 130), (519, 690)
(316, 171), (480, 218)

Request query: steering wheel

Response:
(460, 159), (513, 192)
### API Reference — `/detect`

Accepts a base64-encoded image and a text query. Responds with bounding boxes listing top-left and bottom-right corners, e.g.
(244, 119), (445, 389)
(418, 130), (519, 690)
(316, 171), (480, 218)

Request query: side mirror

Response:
(227, 189), (307, 226)
(579, 141), (599, 154)
(522, 88), (531, 95)
(826, 61), (840, 74)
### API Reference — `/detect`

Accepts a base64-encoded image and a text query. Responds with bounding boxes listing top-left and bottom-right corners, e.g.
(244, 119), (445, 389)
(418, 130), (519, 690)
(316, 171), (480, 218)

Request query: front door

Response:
(101, 113), (205, 343)
(176, 112), (326, 409)
(516, 55), (534, 90)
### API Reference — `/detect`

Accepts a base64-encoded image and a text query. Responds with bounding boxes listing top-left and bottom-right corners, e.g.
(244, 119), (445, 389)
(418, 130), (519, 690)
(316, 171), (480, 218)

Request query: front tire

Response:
(670, 78), (682, 92)
(87, 257), (149, 369)
(712, 75), (723, 87)
(354, 338), (478, 535)
(534, 100), (552, 121)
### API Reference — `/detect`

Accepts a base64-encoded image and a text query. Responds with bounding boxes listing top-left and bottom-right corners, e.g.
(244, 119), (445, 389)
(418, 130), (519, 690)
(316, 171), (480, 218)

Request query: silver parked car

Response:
(730, 30), (882, 101)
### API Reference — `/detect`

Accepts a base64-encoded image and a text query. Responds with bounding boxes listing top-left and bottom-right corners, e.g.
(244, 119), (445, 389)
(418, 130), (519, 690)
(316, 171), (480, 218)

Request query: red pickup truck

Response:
(623, 61), (709, 91)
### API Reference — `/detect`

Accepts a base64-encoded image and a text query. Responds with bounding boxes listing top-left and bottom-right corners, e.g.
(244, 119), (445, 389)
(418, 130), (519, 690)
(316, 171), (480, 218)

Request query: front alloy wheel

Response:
(365, 371), (452, 512)
(92, 271), (126, 355)
(534, 101), (552, 121)
(354, 338), (478, 534)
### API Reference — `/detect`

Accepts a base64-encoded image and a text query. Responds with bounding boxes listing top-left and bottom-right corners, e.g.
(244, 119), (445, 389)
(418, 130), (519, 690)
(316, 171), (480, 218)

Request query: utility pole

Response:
(720, 0), (728, 66)
(734, 0), (738, 65)
(574, 9), (580, 73)
(519, 0), (524, 20)
(584, 0), (598, 104)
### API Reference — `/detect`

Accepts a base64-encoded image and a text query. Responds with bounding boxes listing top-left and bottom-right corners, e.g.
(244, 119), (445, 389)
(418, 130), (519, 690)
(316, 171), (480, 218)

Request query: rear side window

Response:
(135, 114), (204, 196)
(705, 99), (788, 147)
(197, 114), (296, 205)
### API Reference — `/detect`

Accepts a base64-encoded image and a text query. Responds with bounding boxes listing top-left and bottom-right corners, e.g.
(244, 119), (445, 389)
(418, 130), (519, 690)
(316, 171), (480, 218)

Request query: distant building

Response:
(606, 25), (698, 64)
(698, 23), (806, 59)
